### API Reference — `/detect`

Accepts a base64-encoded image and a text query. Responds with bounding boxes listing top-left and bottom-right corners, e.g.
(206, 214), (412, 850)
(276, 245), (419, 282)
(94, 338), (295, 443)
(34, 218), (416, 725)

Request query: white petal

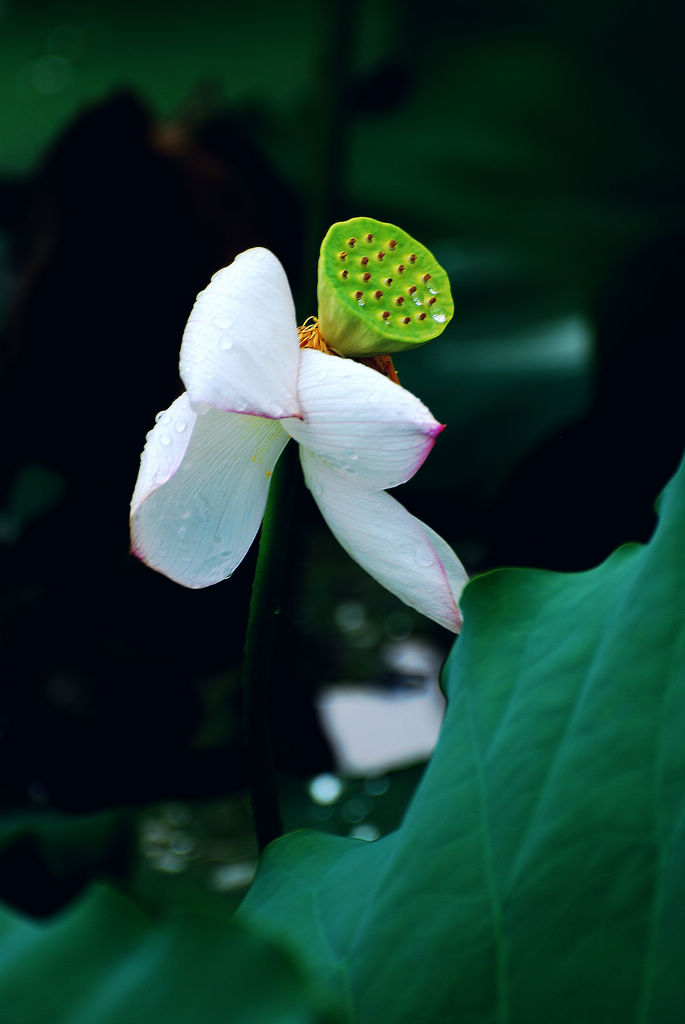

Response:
(282, 349), (443, 489)
(131, 394), (289, 587)
(301, 452), (467, 631)
(180, 248), (301, 419)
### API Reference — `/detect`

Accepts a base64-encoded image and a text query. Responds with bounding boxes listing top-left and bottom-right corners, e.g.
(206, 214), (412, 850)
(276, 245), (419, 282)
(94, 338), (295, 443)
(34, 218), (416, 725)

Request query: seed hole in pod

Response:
(354, 290), (363, 299)
(417, 312), (427, 320)
(381, 311), (390, 319)
(408, 253), (417, 263)
(397, 264), (405, 274)
(401, 316), (410, 324)
(422, 273), (431, 282)
(374, 290), (383, 299)
(362, 272), (371, 281)
(348, 237), (357, 247)
(360, 256), (369, 266)
(388, 239), (397, 249)
(365, 233), (374, 243)
(394, 296), (404, 305)
(408, 285), (417, 294)
(339, 251), (347, 260)
(427, 297), (436, 305)
(376, 251), (385, 261)
(384, 277), (393, 286)
(341, 269), (349, 279)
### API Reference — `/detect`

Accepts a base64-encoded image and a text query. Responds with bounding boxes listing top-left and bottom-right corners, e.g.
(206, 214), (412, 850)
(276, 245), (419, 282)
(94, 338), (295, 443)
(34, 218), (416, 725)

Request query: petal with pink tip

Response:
(283, 349), (443, 489)
(180, 248), (301, 419)
(301, 452), (467, 631)
(131, 393), (289, 587)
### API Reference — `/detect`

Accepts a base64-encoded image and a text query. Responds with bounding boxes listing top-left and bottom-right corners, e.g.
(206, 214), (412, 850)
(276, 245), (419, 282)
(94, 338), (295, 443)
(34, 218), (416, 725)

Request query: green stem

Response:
(242, 441), (299, 852)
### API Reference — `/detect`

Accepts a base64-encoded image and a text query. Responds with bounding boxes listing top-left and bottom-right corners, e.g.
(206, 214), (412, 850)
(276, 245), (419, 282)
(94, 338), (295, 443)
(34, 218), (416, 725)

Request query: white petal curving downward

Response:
(284, 349), (443, 489)
(301, 451), (467, 632)
(131, 393), (289, 587)
(180, 248), (301, 419)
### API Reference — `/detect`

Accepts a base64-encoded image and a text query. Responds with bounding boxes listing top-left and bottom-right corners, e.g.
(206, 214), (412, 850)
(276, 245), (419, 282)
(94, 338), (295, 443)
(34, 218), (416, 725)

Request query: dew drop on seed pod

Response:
(432, 313), (446, 323)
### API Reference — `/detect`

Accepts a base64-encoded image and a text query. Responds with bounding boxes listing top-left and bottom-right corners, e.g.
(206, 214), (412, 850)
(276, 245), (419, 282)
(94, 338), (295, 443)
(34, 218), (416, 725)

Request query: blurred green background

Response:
(1, 0), (684, 915)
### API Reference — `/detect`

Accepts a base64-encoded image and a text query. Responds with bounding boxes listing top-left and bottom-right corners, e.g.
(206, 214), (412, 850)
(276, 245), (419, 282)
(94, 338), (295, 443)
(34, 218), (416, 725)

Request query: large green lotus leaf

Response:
(0, 884), (338, 1024)
(239, 453), (685, 1022)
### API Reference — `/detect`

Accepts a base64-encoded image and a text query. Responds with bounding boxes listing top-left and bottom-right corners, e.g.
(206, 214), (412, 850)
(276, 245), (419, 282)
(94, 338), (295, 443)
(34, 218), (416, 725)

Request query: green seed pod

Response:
(317, 216), (453, 357)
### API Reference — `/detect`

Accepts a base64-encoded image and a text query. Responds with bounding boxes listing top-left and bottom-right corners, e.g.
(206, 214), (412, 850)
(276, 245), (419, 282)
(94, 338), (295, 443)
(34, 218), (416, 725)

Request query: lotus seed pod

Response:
(317, 216), (454, 357)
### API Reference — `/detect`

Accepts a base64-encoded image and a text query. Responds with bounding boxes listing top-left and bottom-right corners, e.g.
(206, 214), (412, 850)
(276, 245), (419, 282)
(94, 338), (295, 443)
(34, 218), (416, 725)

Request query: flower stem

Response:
(242, 441), (299, 852)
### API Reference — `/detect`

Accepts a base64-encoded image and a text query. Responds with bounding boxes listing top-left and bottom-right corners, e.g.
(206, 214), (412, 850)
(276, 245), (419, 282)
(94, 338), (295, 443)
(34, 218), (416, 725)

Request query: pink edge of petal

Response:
(425, 531), (463, 633)
(408, 422), (446, 478)
(129, 531), (146, 563)
(128, 511), (145, 560)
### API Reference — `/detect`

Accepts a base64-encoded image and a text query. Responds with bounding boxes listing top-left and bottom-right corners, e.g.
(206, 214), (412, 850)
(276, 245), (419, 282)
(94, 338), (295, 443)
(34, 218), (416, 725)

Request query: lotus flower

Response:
(130, 248), (467, 631)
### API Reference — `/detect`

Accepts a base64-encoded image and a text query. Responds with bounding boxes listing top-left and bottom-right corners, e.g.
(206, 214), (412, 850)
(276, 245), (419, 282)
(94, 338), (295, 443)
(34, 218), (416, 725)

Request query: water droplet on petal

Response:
(219, 338), (233, 351)
(416, 547), (435, 567)
(175, 420), (187, 433)
(212, 315), (233, 329)
(160, 435), (171, 447)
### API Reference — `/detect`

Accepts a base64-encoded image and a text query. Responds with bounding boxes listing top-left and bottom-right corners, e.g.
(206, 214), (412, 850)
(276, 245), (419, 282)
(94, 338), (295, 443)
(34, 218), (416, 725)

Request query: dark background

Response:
(1, 0), (683, 912)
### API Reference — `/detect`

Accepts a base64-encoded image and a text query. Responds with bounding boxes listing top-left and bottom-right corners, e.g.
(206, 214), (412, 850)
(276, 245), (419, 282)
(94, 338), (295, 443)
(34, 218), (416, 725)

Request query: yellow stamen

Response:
(297, 317), (335, 355)
(298, 317), (400, 384)
(358, 354), (400, 384)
